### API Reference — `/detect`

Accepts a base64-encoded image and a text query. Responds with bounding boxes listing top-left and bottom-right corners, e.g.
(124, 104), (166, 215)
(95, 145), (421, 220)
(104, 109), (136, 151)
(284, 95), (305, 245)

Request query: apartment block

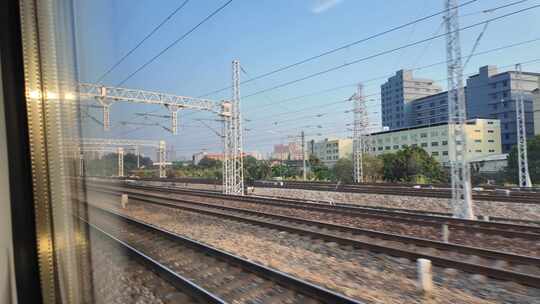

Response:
(368, 119), (501, 166)
(381, 70), (442, 130)
(406, 91), (449, 126)
(271, 142), (302, 160)
(534, 88), (540, 135)
(466, 65), (538, 152)
(382, 66), (539, 153)
(308, 138), (352, 167)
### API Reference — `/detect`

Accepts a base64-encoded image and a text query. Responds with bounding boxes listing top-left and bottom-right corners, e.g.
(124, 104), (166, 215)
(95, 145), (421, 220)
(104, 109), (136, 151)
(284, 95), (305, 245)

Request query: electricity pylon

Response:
(222, 60), (245, 195)
(515, 63), (532, 188)
(445, 0), (474, 219)
(351, 83), (369, 183)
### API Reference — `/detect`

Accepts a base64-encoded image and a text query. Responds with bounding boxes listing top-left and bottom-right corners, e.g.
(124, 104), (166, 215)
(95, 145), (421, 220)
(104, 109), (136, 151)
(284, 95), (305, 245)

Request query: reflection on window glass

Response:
(15, 0), (540, 303)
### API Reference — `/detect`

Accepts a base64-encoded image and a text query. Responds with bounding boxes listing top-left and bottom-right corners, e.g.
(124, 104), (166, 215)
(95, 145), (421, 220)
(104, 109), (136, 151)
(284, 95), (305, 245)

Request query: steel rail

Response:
(115, 183), (540, 239)
(79, 199), (364, 304)
(77, 214), (225, 304)
(254, 181), (540, 204)
(88, 186), (540, 288)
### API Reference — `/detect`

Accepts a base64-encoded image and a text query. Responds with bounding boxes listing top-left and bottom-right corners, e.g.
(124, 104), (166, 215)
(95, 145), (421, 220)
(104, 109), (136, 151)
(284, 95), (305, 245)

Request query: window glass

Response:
(11, 1), (538, 304)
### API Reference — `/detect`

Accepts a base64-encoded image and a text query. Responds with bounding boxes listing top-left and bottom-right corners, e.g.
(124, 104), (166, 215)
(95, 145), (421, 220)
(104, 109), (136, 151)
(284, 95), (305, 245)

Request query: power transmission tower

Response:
(515, 63), (532, 188)
(444, 0), (474, 219)
(222, 60), (245, 195)
(351, 83), (368, 183)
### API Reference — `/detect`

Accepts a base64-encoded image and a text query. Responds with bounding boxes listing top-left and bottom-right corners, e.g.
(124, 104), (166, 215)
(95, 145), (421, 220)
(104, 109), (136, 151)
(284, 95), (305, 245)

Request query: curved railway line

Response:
(78, 200), (363, 304)
(87, 184), (540, 289)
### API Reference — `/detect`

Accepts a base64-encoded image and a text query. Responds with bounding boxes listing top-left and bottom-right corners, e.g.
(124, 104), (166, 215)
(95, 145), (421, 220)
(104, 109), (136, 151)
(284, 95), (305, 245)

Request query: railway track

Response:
(85, 177), (540, 204)
(78, 199), (362, 304)
(105, 182), (540, 240)
(88, 224), (204, 304)
(88, 185), (540, 289)
(253, 193), (540, 226)
(253, 180), (540, 204)
(93, 178), (540, 226)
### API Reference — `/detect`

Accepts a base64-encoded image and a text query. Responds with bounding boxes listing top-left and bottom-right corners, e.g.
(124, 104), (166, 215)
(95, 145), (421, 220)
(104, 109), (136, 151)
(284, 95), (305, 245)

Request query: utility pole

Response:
(301, 130), (307, 180)
(515, 63), (532, 187)
(158, 140), (166, 178)
(136, 145), (140, 168)
(444, 0), (474, 219)
(117, 147), (124, 177)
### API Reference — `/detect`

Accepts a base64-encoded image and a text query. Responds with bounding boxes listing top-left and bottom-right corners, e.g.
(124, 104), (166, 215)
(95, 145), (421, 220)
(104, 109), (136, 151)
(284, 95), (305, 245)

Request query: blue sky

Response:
(74, 0), (540, 159)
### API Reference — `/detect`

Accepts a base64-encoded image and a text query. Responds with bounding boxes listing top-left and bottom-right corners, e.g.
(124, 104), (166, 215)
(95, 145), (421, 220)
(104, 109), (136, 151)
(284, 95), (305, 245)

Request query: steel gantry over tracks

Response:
(78, 83), (221, 134)
(78, 60), (245, 195)
(77, 138), (167, 178)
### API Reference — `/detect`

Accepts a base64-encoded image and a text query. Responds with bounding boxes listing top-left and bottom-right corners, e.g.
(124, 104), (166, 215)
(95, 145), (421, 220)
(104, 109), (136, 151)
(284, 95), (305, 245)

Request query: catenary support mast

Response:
(352, 83), (367, 183)
(515, 64), (532, 187)
(223, 60), (245, 195)
(444, 0), (474, 219)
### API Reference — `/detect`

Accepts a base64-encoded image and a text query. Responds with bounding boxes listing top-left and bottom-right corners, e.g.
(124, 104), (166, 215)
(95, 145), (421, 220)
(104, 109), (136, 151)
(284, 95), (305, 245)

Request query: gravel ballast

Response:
(86, 191), (540, 304)
(252, 187), (540, 221)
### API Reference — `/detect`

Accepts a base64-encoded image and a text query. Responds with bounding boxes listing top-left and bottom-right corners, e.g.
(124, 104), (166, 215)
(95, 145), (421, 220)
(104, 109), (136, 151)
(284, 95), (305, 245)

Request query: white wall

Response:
(0, 50), (17, 304)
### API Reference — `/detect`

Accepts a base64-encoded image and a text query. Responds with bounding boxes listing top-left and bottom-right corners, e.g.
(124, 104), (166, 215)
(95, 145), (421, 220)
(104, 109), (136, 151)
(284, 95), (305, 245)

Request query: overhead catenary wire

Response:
(172, 57), (540, 150)
(239, 38), (540, 124)
(242, 36), (540, 114)
(196, 0), (480, 98)
(241, 4), (540, 99)
(170, 58), (540, 150)
(164, 38), (540, 144)
(116, 0), (234, 86)
(245, 57), (540, 130)
(96, 0), (191, 83)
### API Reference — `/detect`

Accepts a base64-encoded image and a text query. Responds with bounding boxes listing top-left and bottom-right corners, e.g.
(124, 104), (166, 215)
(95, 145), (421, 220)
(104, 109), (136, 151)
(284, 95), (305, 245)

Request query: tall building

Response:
(308, 138), (352, 167)
(271, 144), (289, 160)
(381, 70), (442, 130)
(368, 119), (502, 166)
(271, 142), (302, 160)
(466, 65), (538, 152)
(383, 66), (540, 153)
(534, 88), (540, 135)
(406, 91), (449, 127)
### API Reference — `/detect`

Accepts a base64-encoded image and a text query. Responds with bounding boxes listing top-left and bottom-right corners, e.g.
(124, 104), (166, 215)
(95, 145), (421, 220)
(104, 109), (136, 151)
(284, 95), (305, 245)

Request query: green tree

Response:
(333, 158), (353, 183)
(381, 146), (444, 183)
(198, 157), (222, 168)
(243, 156), (272, 183)
(308, 155), (333, 180)
(271, 163), (297, 179)
(363, 154), (383, 182)
(505, 135), (540, 185)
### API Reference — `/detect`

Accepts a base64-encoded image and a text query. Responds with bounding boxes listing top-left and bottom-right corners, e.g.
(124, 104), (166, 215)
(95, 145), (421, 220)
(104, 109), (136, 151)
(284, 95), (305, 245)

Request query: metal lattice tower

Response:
(75, 138), (167, 178)
(79, 83), (222, 135)
(444, 0), (474, 219)
(222, 60), (245, 195)
(79, 82), (241, 183)
(351, 84), (368, 183)
(515, 64), (533, 188)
